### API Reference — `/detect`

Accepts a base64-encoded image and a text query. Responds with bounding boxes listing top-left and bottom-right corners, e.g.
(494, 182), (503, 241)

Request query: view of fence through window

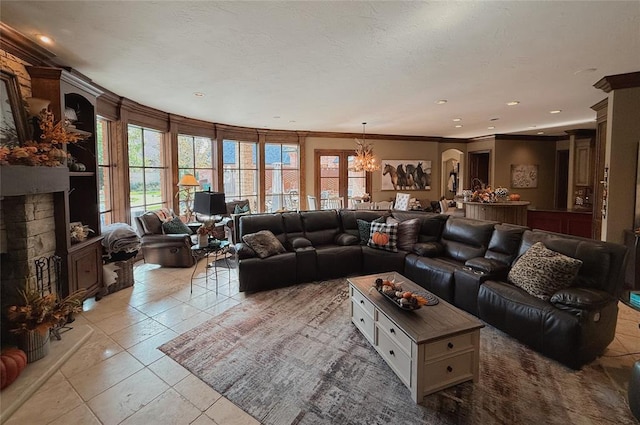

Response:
(128, 125), (166, 223)
(265, 143), (299, 212)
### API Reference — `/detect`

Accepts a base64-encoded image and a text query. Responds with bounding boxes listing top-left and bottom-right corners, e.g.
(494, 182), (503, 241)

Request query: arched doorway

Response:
(441, 149), (464, 199)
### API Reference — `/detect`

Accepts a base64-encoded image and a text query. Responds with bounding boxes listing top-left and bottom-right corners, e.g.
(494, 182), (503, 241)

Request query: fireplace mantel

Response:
(0, 165), (69, 196)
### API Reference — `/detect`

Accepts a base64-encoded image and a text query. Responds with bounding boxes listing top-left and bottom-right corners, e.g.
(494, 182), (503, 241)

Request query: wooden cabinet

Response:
(574, 139), (593, 187)
(27, 66), (104, 298)
(527, 210), (593, 238)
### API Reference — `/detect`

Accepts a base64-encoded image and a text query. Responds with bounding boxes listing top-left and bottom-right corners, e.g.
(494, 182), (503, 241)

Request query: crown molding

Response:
(594, 71), (640, 93)
(0, 23), (56, 65)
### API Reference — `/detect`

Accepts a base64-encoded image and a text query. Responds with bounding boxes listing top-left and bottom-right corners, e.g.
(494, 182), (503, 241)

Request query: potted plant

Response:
(5, 287), (86, 362)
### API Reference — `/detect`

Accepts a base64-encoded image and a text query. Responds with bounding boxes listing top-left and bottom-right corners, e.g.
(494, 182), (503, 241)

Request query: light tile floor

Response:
(5, 259), (640, 424)
(6, 259), (257, 425)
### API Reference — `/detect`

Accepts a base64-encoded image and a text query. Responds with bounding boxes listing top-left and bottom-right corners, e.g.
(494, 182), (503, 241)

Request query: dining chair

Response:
(355, 201), (373, 210)
(394, 193), (411, 211)
(307, 195), (318, 210)
(323, 197), (343, 210)
(373, 201), (393, 210)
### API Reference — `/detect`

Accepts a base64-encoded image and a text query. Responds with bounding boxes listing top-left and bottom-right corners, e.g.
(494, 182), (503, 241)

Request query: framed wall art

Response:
(511, 164), (538, 188)
(381, 160), (431, 190)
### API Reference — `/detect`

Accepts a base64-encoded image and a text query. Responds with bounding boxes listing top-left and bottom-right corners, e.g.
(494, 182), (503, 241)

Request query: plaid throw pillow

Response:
(367, 222), (398, 252)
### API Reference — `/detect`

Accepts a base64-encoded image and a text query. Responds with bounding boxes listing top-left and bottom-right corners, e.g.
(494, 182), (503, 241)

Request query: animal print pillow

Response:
(508, 242), (582, 300)
(367, 222), (398, 252)
(242, 230), (286, 259)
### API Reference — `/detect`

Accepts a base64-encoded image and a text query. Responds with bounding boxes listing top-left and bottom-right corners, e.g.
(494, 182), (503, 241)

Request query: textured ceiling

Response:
(2, 1), (639, 138)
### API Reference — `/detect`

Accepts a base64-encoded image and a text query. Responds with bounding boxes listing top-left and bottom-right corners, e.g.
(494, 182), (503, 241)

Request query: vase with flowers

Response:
(6, 287), (86, 362)
(196, 219), (219, 247)
(0, 110), (87, 167)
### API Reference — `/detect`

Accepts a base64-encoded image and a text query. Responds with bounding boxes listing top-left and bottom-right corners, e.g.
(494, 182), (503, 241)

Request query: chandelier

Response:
(353, 122), (380, 172)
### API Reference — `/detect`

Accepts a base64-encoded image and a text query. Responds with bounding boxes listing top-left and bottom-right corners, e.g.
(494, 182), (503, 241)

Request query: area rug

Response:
(159, 279), (636, 425)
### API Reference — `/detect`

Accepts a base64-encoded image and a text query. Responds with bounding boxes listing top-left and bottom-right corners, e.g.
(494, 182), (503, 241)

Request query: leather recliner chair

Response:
(134, 211), (195, 268)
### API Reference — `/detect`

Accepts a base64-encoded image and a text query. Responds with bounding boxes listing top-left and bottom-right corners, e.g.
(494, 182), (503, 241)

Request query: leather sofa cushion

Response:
(392, 211), (448, 243)
(301, 210), (341, 246)
(441, 217), (497, 262)
(508, 242), (582, 300)
(239, 214), (287, 246)
(387, 217), (420, 251)
(335, 233), (359, 246)
(550, 287), (615, 311)
(465, 257), (509, 275)
(412, 242), (444, 257)
(485, 224), (527, 265)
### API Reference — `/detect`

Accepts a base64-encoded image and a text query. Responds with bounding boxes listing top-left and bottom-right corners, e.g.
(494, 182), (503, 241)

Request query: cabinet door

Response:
(69, 239), (103, 297)
(574, 141), (592, 187)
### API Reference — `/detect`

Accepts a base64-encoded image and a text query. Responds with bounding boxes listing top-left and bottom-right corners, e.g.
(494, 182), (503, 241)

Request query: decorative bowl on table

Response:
(371, 277), (438, 310)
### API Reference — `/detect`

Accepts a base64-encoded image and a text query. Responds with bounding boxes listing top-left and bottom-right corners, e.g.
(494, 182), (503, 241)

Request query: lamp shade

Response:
(193, 192), (227, 216)
(178, 173), (199, 187)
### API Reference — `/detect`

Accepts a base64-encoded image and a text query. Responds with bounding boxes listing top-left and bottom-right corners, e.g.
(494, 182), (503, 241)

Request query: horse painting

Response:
(381, 160), (431, 191)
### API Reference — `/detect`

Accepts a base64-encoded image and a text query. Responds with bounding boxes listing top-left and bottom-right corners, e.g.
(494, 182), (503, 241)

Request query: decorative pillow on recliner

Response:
(242, 230), (286, 259)
(508, 242), (583, 301)
(234, 203), (251, 214)
(367, 222), (398, 252)
(356, 216), (386, 245)
(162, 216), (193, 235)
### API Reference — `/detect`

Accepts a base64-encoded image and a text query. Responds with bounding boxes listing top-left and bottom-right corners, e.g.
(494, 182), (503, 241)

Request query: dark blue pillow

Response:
(234, 203), (250, 214)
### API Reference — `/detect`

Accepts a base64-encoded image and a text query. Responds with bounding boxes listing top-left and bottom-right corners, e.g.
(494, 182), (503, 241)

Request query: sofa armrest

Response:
(464, 257), (510, 279)
(550, 288), (616, 311)
(235, 242), (257, 259)
(289, 236), (313, 250)
(412, 241), (444, 257)
(335, 233), (359, 246)
(141, 234), (192, 246)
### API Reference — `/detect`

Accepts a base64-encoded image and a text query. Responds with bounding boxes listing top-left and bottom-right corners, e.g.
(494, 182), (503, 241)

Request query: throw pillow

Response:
(367, 222), (398, 252)
(508, 242), (583, 300)
(386, 217), (420, 251)
(242, 230), (286, 259)
(356, 216), (386, 245)
(234, 203), (251, 214)
(162, 216), (193, 235)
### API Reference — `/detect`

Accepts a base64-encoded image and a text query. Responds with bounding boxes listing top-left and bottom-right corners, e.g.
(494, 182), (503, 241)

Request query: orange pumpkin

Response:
(509, 193), (521, 201)
(372, 231), (389, 245)
(1, 348), (27, 390)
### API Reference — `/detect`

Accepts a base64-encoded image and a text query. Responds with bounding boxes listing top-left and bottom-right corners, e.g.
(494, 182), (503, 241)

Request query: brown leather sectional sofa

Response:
(235, 209), (628, 369)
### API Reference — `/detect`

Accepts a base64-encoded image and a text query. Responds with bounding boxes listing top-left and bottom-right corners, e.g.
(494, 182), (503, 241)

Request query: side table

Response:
(190, 240), (231, 294)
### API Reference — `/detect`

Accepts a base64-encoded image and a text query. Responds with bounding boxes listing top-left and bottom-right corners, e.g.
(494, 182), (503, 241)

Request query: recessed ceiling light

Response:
(36, 34), (54, 44)
(273, 116), (280, 119)
(435, 100), (448, 105)
(489, 117), (499, 121)
(454, 124), (463, 128)
(289, 120), (296, 123)
(537, 131), (545, 135)
(529, 125), (537, 128)
(452, 118), (462, 122)
(487, 126), (495, 130)
(193, 92), (205, 97)
(549, 109), (562, 114)
(506, 101), (520, 106)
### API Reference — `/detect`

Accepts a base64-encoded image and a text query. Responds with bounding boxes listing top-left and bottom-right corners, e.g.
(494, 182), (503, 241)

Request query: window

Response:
(223, 139), (258, 212)
(265, 143), (300, 212)
(315, 150), (370, 209)
(128, 125), (166, 222)
(177, 134), (214, 215)
(96, 116), (113, 226)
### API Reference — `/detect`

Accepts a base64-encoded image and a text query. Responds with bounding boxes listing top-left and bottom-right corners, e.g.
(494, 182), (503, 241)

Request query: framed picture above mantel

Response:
(381, 160), (432, 190)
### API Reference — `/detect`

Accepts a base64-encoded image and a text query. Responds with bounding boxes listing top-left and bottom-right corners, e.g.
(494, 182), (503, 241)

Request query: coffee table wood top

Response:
(348, 272), (484, 344)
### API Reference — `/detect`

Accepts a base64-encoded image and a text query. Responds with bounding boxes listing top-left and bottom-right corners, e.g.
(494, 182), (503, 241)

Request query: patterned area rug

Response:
(159, 279), (636, 425)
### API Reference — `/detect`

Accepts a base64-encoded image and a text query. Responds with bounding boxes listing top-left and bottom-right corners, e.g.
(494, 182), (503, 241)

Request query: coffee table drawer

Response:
(423, 351), (474, 393)
(377, 327), (411, 387)
(424, 331), (474, 361)
(351, 286), (375, 318)
(376, 311), (411, 356)
(352, 301), (374, 344)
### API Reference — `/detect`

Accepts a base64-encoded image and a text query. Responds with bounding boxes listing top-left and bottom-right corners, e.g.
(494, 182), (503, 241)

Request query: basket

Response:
(107, 258), (135, 294)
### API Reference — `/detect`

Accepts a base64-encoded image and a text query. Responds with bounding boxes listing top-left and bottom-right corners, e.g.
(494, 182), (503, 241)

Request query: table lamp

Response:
(177, 174), (200, 222)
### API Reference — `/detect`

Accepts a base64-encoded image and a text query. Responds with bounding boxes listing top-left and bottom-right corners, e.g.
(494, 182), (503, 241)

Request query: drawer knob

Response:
(390, 328), (395, 334)
(447, 366), (453, 373)
(360, 300), (365, 305)
(389, 350), (395, 356)
(360, 318), (364, 323)
(447, 342), (454, 349)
